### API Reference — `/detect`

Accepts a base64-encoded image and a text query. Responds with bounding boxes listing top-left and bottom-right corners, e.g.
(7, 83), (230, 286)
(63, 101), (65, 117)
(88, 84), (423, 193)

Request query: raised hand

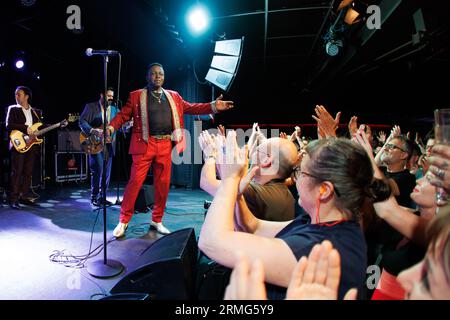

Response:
(286, 241), (357, 300)
(280, 132), (288, 139)
(377, 131), (386, 144)
(238, 146), (259, 195)
(218, 130), (247, 180)
(217, 124), (226, 137)
(248, 123), (260, 157)
(353, 125), (375, 161)
(224, 253), (267, 300)
(348, 116), (358, 138)
(198, 131), (217, 159)
(389, 125), (401, 141)
(312, 105), (341, 138)
(428, 144), (450, 194)
(215, 94), (234, 111)
(290, 126), (301, 142)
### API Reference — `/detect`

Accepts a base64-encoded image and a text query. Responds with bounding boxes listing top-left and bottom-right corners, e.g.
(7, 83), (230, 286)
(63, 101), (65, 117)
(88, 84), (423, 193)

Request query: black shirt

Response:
(376, 167), (417, 254)
(266, 219), (367, 300)
(380, 167), (416, 208)
(148, 90), (173, 135)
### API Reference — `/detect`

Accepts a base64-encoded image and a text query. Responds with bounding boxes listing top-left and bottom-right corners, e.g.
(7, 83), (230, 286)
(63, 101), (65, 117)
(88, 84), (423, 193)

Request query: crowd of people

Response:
(6, 77), (448, 300)
(197, 105), (449, 300)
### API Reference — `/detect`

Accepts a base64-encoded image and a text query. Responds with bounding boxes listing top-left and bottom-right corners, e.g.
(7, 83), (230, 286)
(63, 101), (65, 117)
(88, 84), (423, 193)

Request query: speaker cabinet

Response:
(110, 228), (198, 300)
(134, 184), (154, 213)
(57, 130), (82, 152)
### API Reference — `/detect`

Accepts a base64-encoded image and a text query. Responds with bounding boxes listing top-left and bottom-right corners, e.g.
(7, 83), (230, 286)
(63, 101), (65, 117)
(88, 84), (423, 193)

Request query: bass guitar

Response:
(10, 113), (79, 153)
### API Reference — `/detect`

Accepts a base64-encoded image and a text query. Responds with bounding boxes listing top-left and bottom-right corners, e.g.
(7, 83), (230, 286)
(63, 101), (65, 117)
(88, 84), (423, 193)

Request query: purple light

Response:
(15, 60), (25, 69)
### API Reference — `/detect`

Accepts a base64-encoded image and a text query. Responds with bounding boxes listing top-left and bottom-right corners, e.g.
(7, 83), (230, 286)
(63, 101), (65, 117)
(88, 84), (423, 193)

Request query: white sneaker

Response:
(150, 221), (171, 235)
(113, 222), (128, 238)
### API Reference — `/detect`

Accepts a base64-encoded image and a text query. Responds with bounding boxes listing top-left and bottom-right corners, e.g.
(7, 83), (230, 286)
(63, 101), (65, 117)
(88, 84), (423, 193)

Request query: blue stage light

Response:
(15, 60), (25, 69)
(186, 5), (210, 35)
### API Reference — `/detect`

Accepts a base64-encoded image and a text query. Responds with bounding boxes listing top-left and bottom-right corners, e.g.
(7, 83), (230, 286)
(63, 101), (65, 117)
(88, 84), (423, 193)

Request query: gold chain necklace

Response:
(150, 90), (163, 103)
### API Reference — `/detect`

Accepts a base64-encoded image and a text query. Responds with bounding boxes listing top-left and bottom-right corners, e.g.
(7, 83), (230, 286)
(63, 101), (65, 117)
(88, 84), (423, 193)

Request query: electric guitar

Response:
(10, 114), (79, 153)
(79, 130), (107, 155)
(79, 119), (133, 154)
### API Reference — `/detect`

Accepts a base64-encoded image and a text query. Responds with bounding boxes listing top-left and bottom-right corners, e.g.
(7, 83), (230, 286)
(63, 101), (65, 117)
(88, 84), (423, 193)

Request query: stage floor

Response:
(0, 183), (211, 300)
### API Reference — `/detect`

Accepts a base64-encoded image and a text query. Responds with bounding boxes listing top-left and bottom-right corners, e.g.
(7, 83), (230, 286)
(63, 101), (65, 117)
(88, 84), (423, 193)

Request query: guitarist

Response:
(79, 88), (118, 206)
(5, 86), (42, 209)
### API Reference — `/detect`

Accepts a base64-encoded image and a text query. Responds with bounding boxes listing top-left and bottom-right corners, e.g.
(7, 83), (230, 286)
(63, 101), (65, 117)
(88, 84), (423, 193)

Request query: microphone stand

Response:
(87, 54), (124, 278)
(114, 53), (123, 205)
(114, 105), (123, 206)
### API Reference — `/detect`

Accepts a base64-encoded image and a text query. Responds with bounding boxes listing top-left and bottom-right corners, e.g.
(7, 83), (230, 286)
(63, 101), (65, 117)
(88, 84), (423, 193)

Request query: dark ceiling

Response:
(1, 0), (449, 131)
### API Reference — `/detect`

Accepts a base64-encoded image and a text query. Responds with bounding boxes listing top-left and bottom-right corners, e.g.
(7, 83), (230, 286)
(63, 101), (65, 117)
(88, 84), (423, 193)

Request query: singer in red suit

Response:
(108, 63), (234, 237)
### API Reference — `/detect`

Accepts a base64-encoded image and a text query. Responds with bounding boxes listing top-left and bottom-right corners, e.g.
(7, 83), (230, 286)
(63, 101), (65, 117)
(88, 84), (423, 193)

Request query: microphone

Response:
(85, 48), (119, 56)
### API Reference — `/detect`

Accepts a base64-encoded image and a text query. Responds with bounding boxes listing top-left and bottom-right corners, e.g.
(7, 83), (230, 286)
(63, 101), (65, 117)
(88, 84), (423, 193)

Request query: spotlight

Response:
(325, 39), (343, 56)
(15, 60), (25, 70)
(186, 5), (210, 35)
(337, 0), (368, 25)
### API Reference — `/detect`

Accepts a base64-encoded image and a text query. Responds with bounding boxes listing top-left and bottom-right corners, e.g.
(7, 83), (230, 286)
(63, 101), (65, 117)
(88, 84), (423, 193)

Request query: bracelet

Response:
(205, 155), (216, 161)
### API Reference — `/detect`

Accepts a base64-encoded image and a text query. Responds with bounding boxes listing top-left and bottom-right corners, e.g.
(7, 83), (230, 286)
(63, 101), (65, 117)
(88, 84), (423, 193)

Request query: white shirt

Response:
(101, 105), (111, 124)
(20, 105), (34, 127)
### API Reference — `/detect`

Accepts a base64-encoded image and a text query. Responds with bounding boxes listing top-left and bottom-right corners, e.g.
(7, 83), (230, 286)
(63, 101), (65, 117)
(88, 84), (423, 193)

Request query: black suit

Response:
(5, 105), (42, 203)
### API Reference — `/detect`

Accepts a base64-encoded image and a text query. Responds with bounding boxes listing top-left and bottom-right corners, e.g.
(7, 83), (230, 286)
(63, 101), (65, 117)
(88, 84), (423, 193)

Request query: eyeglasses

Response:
(291, 166), (315, 181)
(385, 143), (407, 153)
(290, 166), (340, 197)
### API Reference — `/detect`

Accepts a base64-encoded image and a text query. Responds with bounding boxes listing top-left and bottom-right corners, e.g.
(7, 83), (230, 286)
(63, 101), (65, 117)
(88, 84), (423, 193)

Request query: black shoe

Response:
(91, 198), (100, 206)
(98, 198), (113, 206)
(9, 201), (21, 210)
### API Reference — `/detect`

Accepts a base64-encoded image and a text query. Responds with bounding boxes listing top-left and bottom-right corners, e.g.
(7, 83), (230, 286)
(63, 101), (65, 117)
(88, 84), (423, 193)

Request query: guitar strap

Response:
(31, 108), (41, 122)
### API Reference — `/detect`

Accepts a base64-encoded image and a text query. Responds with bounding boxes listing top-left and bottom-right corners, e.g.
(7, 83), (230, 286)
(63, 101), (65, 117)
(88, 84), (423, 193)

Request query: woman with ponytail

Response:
(199, 133), (391, 300)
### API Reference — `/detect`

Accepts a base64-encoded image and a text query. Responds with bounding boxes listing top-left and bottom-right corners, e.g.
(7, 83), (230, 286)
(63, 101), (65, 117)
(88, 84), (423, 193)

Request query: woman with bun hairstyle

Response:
(199, 134), (391, 299)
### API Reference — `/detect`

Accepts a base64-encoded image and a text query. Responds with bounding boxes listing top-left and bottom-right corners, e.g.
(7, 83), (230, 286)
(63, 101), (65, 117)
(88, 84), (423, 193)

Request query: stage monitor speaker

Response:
(110, 228), (198, 300)
(31, 144), (43, 188)
(135, 184), (154, 213)
(57, 130), (82, 152)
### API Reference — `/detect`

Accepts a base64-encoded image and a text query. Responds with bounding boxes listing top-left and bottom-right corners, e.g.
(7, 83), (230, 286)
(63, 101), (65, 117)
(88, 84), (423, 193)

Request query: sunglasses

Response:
(290, 166), (341, 197)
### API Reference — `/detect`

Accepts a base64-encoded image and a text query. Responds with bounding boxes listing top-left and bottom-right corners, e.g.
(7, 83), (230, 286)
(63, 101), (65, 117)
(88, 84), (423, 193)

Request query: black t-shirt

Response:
(377, 167), (417, 253)
(244, 180), (295, 221)
(148, 91), (173, 135)
(380, 167), (416, 208)
(266, 218), (367, 300)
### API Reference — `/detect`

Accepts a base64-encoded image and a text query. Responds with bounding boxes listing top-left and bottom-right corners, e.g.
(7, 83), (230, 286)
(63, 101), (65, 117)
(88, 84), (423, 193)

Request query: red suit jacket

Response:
(109, 88), (214, 154)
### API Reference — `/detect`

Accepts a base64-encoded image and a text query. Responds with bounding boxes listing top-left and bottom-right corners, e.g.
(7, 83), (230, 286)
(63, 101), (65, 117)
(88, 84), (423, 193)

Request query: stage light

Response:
(205, 37), (244, 92)
(186, 5), (210, 35)
(15, 60), (25, 69)
(325, 39), (343, 56)
(337, 0), (367, 25)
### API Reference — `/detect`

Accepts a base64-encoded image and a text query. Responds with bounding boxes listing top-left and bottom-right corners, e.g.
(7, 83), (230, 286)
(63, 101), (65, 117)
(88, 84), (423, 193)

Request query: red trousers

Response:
(119, 137), (172, 224)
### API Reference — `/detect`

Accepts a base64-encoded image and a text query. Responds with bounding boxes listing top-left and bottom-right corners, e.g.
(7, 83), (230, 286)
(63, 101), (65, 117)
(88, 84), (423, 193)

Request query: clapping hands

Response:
(224, 240), (357, 300)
